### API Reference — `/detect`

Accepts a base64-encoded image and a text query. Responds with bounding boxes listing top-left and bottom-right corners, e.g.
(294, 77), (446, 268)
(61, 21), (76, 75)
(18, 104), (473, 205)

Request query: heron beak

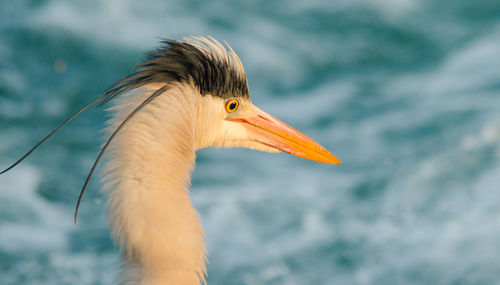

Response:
(227, 105), (341, 164)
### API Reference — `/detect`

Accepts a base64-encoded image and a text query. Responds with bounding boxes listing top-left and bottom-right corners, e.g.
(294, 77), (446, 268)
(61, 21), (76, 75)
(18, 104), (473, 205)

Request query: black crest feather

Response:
(100, 37), (249, 106)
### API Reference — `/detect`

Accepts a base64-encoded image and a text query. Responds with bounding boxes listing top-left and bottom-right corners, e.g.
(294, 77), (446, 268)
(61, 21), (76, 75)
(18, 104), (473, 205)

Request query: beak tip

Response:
(320, 149), (341, 165)
(326, 156), (342, 165)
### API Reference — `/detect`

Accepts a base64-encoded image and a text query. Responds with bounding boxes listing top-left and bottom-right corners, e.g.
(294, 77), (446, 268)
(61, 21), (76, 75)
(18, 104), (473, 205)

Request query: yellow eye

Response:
(225, 98), (239, 113)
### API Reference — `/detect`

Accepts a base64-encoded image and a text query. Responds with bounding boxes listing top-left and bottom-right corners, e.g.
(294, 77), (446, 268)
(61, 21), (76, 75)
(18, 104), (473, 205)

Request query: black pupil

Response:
(229, 102), (237, 110)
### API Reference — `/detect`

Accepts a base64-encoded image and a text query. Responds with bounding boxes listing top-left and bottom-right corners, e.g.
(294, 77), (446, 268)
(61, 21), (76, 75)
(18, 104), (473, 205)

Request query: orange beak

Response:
(227, 105), (341, 164)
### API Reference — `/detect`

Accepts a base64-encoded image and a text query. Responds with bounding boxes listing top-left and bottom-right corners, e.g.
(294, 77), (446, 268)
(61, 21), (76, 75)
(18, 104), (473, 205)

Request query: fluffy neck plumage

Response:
(102, 84), (206, 285)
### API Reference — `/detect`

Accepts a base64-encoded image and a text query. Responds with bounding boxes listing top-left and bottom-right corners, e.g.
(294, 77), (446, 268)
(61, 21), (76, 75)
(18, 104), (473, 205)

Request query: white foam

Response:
(0, 165), (71, 252)
(284, 0), (418, 18)
(461, 120), (500, 151)
(389, 26), (500, 107)
(29, 0), (211, 50)
(427, 27), (500, 95)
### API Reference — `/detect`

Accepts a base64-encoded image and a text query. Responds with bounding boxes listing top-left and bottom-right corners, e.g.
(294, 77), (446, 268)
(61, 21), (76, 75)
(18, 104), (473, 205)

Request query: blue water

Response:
(1, 0), (500, 284)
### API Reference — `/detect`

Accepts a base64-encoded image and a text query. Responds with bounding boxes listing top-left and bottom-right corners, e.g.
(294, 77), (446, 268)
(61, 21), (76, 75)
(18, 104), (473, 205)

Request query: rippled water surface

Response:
(1, 1), (500, 284)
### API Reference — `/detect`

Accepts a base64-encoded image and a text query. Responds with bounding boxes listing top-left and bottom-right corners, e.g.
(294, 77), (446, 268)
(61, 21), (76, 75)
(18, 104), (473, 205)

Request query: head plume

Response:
(100, 36), (250, 106)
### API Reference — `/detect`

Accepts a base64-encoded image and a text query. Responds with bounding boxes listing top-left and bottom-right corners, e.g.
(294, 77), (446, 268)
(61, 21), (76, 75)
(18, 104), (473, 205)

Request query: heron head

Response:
(104, 36), (340, 164)
(173, 37), (341, 164)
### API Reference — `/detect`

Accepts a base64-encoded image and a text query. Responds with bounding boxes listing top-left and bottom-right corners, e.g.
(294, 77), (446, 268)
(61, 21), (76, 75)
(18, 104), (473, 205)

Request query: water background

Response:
(1, 0), (500, 284)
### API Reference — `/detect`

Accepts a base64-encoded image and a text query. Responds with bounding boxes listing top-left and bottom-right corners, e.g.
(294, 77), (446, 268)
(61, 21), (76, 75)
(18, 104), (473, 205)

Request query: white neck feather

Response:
(102, 83), (207, 285)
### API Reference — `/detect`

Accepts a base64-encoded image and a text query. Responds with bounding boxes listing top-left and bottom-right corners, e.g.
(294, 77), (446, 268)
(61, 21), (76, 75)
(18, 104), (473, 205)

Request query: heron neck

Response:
(102, 84), (206, 285)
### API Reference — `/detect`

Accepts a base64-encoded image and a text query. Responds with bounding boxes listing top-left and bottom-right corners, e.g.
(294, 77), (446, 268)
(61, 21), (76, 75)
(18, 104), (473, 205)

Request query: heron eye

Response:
(225, 99), (239, 113)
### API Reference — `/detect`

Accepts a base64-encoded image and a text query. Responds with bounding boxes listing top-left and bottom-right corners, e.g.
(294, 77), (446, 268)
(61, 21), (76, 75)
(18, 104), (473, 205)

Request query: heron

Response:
(1, 36), (341, 284)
